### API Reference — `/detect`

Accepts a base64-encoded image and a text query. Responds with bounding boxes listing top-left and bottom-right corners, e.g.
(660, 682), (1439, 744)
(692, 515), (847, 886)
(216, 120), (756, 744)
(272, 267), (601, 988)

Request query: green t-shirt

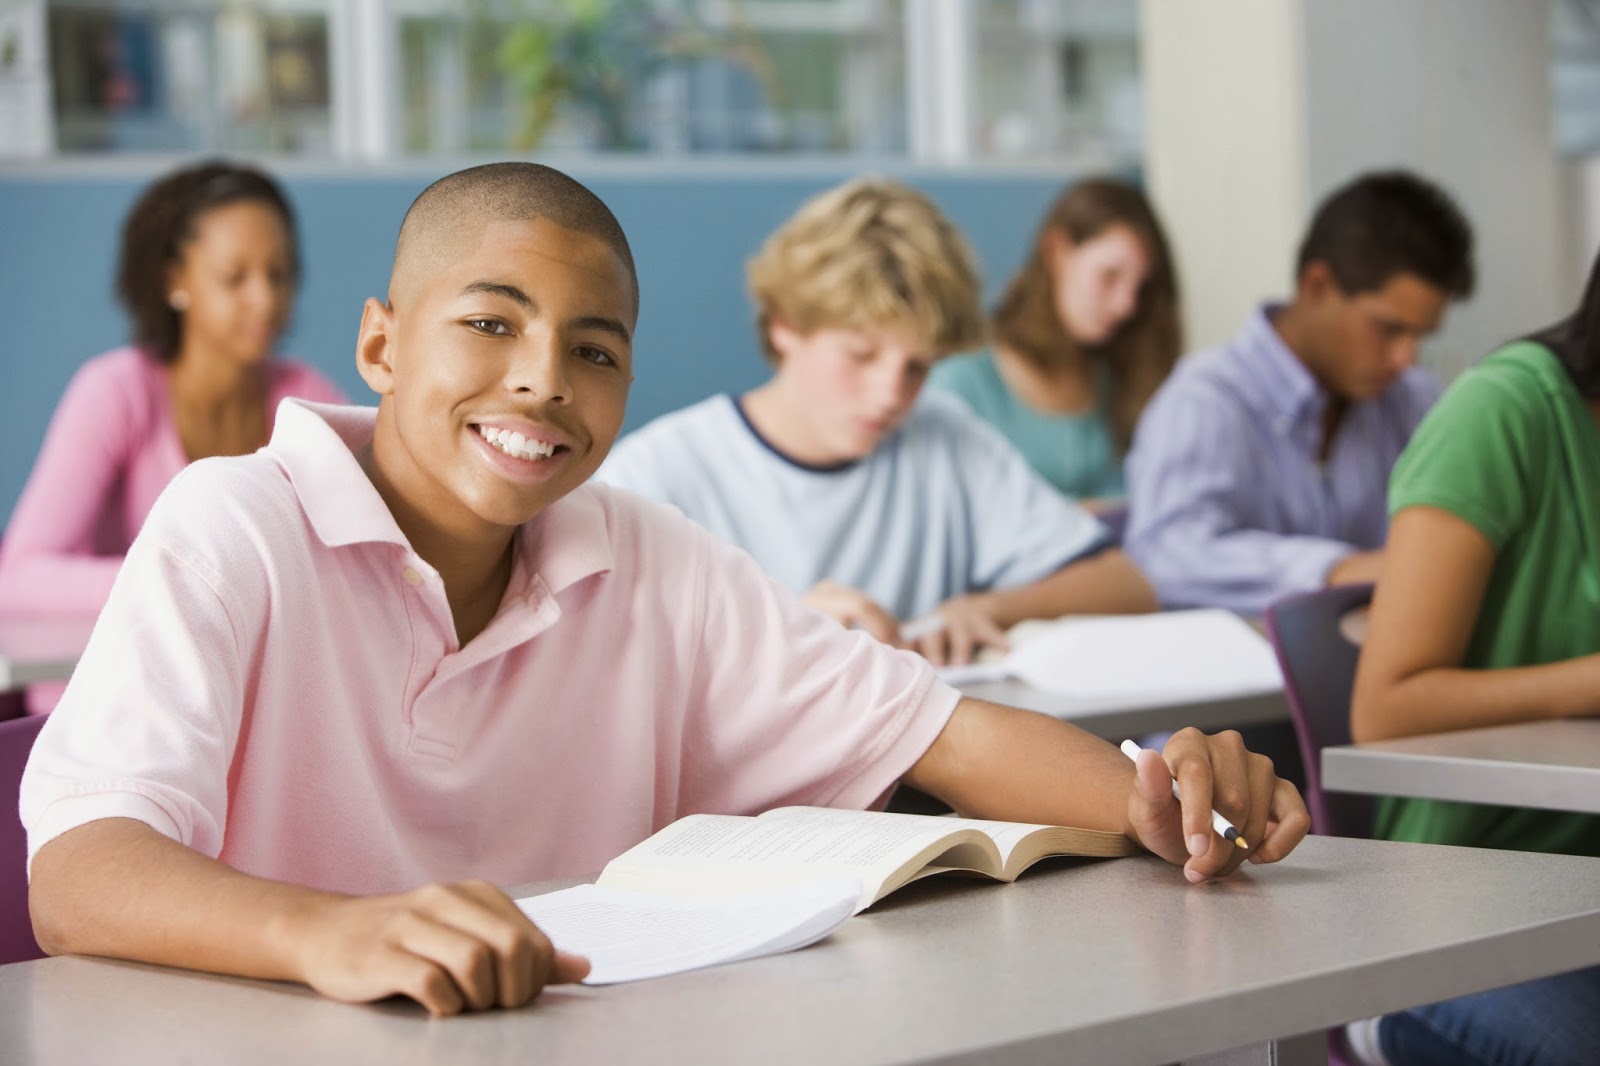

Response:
(1378, 341), (1600, 856)
(929, 352), (1124, 500)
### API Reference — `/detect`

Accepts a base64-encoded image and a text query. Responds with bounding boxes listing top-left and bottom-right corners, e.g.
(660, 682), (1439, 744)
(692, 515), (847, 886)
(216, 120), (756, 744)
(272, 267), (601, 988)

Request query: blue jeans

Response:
(1378, 965), (1600, 1066)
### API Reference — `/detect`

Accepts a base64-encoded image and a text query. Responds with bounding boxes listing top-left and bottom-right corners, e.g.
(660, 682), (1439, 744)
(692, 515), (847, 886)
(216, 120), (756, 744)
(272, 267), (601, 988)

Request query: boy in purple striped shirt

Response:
(1125, 171), (1474, 614)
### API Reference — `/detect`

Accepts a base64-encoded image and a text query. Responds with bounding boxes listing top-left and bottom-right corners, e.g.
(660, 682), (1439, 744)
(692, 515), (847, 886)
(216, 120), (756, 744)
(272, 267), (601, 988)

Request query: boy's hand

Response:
(288, 880), (589, 1016)
(911, 594), (1011, 666)
(803, 581), (900, 644)
(1124, 728), (1309, 884)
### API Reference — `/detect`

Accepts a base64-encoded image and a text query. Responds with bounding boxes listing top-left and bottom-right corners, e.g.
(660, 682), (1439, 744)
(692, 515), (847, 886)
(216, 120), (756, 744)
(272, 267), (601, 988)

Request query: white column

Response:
(905, 0), (973, 163)
(0, 1), (55, 157)
(1140, 0), (1564, 376)
(329, 0), (397, 161)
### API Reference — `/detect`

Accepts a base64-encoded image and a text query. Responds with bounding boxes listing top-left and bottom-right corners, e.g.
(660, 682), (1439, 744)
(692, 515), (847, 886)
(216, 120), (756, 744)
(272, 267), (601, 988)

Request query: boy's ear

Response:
(768, 318), (801, 360)
(1297, 259), (1341, 306)
(354, 297), (398, 396)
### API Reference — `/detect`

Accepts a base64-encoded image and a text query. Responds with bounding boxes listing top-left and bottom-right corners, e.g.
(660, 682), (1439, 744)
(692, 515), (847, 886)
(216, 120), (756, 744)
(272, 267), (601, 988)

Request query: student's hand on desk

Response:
(290, 880), (590, 1016)
(1125, 728), (1309, 884)
(912, 595), (1010, 666)
(803, 581), (900, 644)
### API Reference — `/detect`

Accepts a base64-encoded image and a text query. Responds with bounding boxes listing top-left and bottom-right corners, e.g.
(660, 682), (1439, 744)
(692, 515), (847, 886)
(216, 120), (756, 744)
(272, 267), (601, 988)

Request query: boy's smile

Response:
(358, 217), (636, 549)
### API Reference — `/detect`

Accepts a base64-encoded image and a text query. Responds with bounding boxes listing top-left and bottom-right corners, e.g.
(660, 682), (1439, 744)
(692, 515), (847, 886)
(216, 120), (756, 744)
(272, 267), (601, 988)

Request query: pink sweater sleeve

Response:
(0, 355), (141, 615)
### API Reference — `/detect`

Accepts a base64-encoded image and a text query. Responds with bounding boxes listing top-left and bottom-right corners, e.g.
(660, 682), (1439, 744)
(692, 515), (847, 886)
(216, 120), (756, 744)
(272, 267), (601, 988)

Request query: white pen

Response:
(1119, 739), (1249, 850)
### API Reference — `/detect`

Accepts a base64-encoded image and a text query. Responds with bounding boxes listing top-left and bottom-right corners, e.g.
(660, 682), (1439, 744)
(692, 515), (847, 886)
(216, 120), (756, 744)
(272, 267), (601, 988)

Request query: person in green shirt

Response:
(1344, 254), (1600, 1065)
(929, 179), (1181, 504)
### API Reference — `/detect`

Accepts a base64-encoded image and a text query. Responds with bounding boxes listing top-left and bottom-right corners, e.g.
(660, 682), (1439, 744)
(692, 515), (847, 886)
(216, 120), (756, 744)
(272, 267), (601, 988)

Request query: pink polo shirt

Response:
(21, 400), (959, 893)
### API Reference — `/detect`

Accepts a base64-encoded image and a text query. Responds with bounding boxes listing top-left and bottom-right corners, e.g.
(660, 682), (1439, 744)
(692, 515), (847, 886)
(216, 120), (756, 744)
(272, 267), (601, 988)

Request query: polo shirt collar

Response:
(269, 399), (615, 596)
(269, 399), (411, 551)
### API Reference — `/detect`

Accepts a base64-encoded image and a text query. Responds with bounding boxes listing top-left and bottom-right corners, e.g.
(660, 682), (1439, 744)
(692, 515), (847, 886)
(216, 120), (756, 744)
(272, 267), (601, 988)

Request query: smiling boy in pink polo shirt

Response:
(20, 163), (1308, 1017)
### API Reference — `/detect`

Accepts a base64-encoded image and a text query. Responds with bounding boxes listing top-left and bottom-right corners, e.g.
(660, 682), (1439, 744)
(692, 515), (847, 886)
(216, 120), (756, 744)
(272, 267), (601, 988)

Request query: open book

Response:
(938, 608), (1283, 709)
(517, 806), (1134, 984)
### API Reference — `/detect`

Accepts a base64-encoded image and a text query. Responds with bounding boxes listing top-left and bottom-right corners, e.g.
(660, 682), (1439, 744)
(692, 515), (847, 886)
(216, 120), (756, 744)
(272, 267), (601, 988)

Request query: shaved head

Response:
(390, 162), (637, 316)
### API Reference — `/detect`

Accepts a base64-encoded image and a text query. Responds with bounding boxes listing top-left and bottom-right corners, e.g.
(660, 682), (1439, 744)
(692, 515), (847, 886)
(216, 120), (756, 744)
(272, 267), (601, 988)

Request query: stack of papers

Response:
(938, 609), (1283, 708)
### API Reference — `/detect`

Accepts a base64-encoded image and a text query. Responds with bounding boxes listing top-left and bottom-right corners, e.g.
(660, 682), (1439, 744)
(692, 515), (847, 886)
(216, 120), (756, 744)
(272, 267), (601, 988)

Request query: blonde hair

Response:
(992, 178), (1181, 450)
(747, 177), (985, 363)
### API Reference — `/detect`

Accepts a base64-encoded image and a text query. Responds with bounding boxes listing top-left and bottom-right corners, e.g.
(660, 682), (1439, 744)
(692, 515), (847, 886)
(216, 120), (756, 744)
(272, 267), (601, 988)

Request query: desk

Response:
(4, 836), (1599, 1066)
(958, 676), (1288, 740)
(0, 618), (91, 692)
(1322, 718), (1600, 814)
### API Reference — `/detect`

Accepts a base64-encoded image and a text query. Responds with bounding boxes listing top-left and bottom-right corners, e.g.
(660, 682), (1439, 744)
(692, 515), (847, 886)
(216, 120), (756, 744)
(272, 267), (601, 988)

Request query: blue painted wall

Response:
(0, 163), (1072, 525)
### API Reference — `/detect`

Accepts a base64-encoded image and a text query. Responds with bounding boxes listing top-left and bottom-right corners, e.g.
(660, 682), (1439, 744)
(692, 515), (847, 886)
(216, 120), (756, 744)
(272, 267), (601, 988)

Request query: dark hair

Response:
(1528, 247), (1600, 398)
(991, 178), (1182, 450)
(1295, 170), (1474, 300)
(115, 160), (300, 364)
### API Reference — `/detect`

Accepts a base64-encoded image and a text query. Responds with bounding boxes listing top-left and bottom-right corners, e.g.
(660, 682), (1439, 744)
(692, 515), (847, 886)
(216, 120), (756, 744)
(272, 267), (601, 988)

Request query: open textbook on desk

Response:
(939, 608), (1283, 707)
(517, 806), (1134, 984)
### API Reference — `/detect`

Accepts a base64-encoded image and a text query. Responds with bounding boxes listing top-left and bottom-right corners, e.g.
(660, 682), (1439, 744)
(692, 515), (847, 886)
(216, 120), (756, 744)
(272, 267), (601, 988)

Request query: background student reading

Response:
(597, 178), (1156, 666)
(930, 178), (1181, 503)
(0, 159), (345, 621)
(21, 163), (1308, 1019)
(1342, 250), (1600, 1066)
(1124, 171), (1475, 614)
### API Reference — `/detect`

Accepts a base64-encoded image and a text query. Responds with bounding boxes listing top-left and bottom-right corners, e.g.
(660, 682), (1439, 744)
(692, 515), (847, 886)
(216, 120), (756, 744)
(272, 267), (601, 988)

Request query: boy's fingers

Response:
(1250, 779), (1311, 864)
(397, 953), (468, 1017)
(395, 912), (498, 1012)
(1127, 749), (1188, 866)
(551, 950), (591, 984)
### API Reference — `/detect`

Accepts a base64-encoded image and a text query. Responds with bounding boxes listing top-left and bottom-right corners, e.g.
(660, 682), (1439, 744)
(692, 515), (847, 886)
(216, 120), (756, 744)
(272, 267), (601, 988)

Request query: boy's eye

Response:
(467, 318), (510, 336)
(576, 345), (616, 367)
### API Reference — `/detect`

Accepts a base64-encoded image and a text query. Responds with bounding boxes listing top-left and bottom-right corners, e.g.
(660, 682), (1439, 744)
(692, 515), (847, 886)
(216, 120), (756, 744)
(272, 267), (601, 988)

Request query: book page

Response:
(517, 877), (859, 984)
(597, 810), (996, 912)
(940, 609), (1283, 707)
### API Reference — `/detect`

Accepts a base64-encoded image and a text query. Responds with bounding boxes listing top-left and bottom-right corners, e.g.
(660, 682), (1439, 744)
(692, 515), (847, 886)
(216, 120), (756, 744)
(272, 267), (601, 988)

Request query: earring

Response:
(169, 290), (190, 312)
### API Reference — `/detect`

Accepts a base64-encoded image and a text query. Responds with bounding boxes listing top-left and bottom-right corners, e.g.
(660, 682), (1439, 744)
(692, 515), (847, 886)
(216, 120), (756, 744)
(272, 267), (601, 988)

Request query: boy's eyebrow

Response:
(459, 281), (632, 342)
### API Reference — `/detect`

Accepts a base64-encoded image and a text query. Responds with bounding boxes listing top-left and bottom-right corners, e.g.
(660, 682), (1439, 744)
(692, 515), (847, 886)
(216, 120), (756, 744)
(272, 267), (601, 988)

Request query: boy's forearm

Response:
(904, 698), (1133, 834)
(986, 550), (1157, 628)
(30, 818), (335, 983)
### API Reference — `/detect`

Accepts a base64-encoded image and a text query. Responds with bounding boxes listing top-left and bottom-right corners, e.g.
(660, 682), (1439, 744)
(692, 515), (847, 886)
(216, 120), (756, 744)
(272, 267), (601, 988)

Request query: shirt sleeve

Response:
(20, 477), (247, 870)
(0, 358), (138, 614)
(1388, 361), (1540, 551)
(952, 407), (1111, 591)
(1125, 380), (1353, 613)
(670, 512), (961, 815)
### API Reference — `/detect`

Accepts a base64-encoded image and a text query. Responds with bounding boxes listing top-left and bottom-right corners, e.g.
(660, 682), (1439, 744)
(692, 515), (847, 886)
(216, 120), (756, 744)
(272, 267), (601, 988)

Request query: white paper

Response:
(516, 877), (859, 984)
(940, 609), (1283, 706)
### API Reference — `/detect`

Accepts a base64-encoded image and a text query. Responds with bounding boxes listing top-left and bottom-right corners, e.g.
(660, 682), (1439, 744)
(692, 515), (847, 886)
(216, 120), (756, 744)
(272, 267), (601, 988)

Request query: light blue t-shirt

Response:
(929, 351), (1124, 500)
(595, 390), (1109, 620)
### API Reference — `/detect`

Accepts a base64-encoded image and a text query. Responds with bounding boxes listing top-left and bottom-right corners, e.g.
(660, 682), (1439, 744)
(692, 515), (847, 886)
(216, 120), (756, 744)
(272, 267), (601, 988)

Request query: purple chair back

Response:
(1096, 504), (1128, 545)
(1263, 583), (1376, 839)
(0, 713), (46, 963)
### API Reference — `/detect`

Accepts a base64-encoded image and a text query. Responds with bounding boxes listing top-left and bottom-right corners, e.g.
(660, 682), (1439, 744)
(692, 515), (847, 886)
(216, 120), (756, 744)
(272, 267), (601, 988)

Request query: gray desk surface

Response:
(4, 835), (1599, 1066)
(958, 676), (1288, 740)
(1322, 718), (1600, 814)
(0, 617), (91, 692)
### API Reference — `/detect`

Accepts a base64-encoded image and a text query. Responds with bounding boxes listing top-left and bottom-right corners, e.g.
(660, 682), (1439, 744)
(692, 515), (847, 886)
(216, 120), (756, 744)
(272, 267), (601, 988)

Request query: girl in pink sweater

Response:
(0, 162), (345, 702)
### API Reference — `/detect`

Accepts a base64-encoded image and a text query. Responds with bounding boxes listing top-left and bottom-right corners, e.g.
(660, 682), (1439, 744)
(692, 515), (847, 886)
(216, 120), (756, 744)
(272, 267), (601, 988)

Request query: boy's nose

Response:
(509, 341), (572, 402)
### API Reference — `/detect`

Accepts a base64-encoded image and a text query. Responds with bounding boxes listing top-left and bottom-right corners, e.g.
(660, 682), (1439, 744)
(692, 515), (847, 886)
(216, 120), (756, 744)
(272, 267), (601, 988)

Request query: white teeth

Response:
(476, 424), (557, 461)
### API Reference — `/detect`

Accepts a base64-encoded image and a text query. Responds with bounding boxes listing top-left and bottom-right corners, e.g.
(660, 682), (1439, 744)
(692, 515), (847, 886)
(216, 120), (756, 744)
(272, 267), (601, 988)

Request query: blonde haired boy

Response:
(600, 177), (1156, 664)
(23, 164), (1304, 1017)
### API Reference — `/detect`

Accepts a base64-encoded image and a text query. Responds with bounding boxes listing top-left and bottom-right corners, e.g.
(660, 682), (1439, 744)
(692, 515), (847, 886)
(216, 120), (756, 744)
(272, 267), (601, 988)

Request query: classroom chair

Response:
(1096, 503), (1128, 545)
(0, 713), (46, 964)
(1263, 583), (1375, 839)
